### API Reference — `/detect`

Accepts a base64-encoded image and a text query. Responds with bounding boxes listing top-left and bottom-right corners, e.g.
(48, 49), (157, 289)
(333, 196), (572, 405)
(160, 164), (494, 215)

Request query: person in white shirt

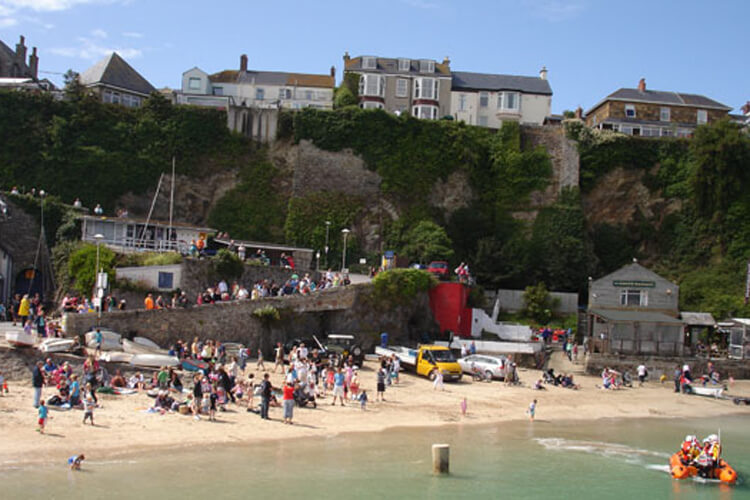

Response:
(637, 364), (647, 386)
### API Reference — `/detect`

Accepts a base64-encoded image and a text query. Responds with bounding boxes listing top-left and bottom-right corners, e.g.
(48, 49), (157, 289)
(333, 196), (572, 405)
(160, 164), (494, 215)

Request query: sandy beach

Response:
(1, 362), (748, 468)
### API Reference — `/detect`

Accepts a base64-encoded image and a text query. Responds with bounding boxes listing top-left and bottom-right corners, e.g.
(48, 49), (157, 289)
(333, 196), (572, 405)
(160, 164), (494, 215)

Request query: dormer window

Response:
(398, 58), (410, 71)
(362, 56), (377, 69)
(419, 59), (435, 73)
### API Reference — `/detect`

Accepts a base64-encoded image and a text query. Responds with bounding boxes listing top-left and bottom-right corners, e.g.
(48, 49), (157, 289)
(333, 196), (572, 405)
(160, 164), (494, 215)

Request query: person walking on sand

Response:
(82, 394), (95, 425)
(37, 400), (48, 433)
(273, 343), (284, 374)
(527, 399), (537, 422)
(332, 367), (346, 406)
(432, 367), (444, 391)
(32, 360), (45, 408)
(259, 373), (272, 420)
(256, 349), (265, 371)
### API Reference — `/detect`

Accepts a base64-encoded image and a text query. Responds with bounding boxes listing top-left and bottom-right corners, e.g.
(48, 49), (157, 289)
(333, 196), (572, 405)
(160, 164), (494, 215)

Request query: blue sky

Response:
(0, 0), (747, 114)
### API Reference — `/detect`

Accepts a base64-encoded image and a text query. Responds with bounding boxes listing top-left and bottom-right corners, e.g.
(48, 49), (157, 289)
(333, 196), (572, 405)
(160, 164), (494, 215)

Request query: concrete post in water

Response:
(432, 444), (450, 474)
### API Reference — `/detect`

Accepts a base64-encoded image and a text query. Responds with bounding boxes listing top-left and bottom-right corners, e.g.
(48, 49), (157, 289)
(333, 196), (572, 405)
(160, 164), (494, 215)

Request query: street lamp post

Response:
(94, 233), (104, 319)
(341, 228), (351, 272)
(324, 220), (331, 269)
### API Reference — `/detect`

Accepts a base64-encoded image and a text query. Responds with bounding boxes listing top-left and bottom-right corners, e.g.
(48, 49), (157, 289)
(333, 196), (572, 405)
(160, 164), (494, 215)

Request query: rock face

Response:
(64, 284), (438, 357)
(522, 126), (580, 202)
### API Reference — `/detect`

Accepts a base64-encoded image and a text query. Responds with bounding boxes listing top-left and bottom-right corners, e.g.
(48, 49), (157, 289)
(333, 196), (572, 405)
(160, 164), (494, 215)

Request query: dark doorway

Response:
(14, 267), (43, 299)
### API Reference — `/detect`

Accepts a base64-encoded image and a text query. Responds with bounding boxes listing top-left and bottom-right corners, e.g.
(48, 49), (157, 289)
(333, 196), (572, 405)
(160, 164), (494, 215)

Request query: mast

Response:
(169, 156), (175, 250)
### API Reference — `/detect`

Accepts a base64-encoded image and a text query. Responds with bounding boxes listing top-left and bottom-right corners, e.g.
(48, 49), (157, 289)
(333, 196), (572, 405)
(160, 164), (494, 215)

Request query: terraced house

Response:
(585, 78), (731, 137)
(343, 53), (452, 119)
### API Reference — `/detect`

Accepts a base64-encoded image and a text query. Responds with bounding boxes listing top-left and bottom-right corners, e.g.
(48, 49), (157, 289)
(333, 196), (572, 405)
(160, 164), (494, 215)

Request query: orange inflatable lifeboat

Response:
(670, 453), (737, 484)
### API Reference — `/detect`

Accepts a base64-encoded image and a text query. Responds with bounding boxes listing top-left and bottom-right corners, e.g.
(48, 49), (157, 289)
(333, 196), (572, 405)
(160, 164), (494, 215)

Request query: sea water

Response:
(2, 415), (749, 499)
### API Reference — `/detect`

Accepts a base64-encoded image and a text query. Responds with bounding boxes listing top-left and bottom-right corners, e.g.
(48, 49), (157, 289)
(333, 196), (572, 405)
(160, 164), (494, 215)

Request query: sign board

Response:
(612, 280), (655, 288)
(359, 258), (367, 265)
(384, 250), (395, 259)
(96, 272), (108, 290)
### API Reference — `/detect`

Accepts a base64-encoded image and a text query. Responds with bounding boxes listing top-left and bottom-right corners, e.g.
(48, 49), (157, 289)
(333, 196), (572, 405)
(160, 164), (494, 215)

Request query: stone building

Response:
(587, 261), (684, 356)
(343, 53), (452, 119)
(585, 78), (731, 137)
(0, 35), (38, 79)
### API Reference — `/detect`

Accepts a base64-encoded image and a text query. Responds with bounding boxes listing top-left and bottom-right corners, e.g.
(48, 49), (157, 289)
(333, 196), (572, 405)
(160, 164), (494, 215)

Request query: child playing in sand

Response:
(83, 395), (95, 425)
(37, 400), (48, 433)
(68, 454), (85, 470)
(527, 399), (537, 422)
(358, 390), (368, 410)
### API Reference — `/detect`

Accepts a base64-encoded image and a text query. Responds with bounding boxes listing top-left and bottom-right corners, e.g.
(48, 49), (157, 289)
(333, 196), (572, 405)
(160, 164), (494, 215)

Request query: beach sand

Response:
(1, 362), (748, 468)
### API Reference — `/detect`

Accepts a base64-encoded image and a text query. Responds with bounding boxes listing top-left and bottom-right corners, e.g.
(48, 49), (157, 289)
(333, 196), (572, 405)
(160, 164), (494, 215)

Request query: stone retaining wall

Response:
(584, 354), (750, 379)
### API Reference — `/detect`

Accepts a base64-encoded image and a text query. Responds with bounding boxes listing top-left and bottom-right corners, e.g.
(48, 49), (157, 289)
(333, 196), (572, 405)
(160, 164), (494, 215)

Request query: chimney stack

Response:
(29, 47), (38, 80)
(240, 54), (248, 73)
(343, 51), (350, 63)
(575, 106), (583, 119)
(638, 78), (646, 92)
(442, 56), (451, 67)
(15, 35), (27, 66)
(539, 66), (548, 80)
(330, 66), (335, 79)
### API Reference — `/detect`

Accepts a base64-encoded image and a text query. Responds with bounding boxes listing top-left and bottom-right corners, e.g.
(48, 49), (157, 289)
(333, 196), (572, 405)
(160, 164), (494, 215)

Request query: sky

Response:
(0, 0), (748, 114)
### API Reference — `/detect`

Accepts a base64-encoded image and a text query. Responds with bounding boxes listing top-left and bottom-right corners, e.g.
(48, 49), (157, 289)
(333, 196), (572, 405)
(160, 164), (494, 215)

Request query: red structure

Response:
(429, 282), (473, 337)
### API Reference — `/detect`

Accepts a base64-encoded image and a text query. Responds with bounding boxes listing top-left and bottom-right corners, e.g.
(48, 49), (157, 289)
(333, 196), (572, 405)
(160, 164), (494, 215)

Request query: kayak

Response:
(38, 338), (76, 353)
(123, 338), (166, 355)
(134, 337), (161, 350)
(690, 386), (723, 398)
(130, 353), (180, 368)
(5, 331), (35, 347)
(181, 358), (209, 372)
(670, 453), (737, 484)
(99, 351), (134, 363)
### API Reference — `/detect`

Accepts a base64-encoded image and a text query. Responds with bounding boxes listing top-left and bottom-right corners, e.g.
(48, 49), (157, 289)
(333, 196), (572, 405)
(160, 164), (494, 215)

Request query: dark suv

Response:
(323, 334), (365, 367)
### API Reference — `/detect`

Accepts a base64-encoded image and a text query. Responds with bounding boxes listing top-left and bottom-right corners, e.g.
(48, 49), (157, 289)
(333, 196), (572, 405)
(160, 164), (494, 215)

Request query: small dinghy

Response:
(85, 329), (122, 351)
(123, 338), (165, 355)
(134, 337), (161, 349)
(5, 330), (36, 348)
(690, 386), (724, 398)
(130, 353), (180, 368)
(38, 338), (76, 353)
(181, 358), (209, 372)
(99, 351), (134, 363)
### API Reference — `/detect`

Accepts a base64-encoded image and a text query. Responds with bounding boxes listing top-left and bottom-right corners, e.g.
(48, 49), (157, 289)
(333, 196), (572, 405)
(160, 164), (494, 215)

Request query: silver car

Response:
(458, 354), (509, 380)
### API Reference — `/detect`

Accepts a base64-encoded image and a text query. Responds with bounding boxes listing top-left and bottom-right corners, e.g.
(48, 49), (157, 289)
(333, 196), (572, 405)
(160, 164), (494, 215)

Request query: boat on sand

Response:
(130, 353), (180, 368)
(5, 331), (35, 348)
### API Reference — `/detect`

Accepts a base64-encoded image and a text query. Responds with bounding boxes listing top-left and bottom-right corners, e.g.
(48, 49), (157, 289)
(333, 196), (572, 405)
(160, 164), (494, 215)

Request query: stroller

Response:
(294, 387), (317, 408)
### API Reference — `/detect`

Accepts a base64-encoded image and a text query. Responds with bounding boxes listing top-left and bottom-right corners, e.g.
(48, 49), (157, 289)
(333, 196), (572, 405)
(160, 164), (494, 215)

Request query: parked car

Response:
(457, 354), (509, 380)
(324, 334), (365, 367)
(427, 261), (449, 279)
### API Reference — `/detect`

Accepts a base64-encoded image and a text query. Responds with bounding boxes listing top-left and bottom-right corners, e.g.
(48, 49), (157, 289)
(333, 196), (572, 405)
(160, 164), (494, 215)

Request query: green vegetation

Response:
(371, 269), (437, 306)
(522, 282), (560, 325)
(67, 243), (115, 296)
(398, 220), (454, 264)
(212, 249), (244, 280)
(252, 305), (281, 321)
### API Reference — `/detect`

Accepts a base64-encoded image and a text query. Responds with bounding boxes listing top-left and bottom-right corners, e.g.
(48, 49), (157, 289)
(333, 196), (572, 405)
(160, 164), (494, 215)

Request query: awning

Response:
(589, 308), (683, 325)
(680, 312), (716, 327)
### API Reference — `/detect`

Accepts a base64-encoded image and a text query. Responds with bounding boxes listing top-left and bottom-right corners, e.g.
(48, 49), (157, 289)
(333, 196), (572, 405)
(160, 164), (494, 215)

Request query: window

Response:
(362, 56), (376, 69)
(478, 115), (488, 127)
(413, 78), (438, 100)
(620, 289), (647, 306)
(188, 77), (201, 90)
(362, 101), (384, 110)
(305, 90), (313, 100)
(458, 94), (467, 111)
(661, 128), (673, 137)
(398, 58), (410, 71)
(419, 59), (435, 73)
(412, 105), (438, 119)
(697, 109), (708, 124)
(255, 88), (264, 100)
(479, 92), (489, 108)
(642, 127), (660, 137)
(396, 78), (408, 98)
(111, 91), (120, 104)
(625, 104), (636, 118)
(497, 92), (519, 111)
(660, 107), (670, 122)
(278, 88), (291, 99)
(212, 86), (223, 96)
(359, 74), (385, 97)
(158, 272), (174, 290)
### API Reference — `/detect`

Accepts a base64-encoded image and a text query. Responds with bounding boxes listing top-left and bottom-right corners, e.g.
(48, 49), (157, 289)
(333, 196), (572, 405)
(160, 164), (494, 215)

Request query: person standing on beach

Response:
(376, 366), (386, 402)
(637, 363), (647, 386)
(259, 373), (272, 420)
(37, 400), (48, 433)
(527, 399), (537, 421)
(282, 381), (295, 424)
(256, 349), (265, 371)
(273, 343), (284, 374)
(432, 367), (444, 391)
(82, 394), (95, 425)
(332, 367), (346, 406)
(32, 360), (45, 408)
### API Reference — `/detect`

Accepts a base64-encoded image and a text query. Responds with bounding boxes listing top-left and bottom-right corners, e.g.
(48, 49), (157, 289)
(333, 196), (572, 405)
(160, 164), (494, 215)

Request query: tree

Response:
(63, 69), (85, 101)
(522, 282), (558, 324)
(689, 119), (750, 220)
(67, 243), (115, 296)
(333, 86), (358, 108)
(401, 220), (454, 264)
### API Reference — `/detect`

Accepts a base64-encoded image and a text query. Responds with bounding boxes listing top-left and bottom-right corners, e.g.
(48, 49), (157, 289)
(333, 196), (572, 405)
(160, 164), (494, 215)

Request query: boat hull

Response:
(669, 453), (737, 484)
(130, 354), (180, 368)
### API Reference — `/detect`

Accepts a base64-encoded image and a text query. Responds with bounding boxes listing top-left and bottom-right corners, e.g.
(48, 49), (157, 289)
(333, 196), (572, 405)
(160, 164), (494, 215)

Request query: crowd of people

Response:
(2, 293), (63, 338)
(676, 434), (723, 477)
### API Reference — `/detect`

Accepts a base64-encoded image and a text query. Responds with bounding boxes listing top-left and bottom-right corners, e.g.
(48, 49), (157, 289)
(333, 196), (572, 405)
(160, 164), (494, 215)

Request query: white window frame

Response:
(478, 115), (488, 127)
(497, 91), (520, 111)
(412, 104), (438, 120)
(458, 94), (467, 111)
(395, 78), (408, 98)
(620, 289), (647, 307)
(188, 77), (201, 90)
(279, 88), (291, 100)
(413, 77), (438, 100)
(359, 74), (385, 97)
(479, 92), (489, 108)
(625, 104), (636, 118)
(362, 56), (376, 69)
(255, 88), (264, 100)
(419, 59), (435, 73)
(212, 86), (223, 96)
(398, 58), (410, 71)
(362, 101), (384, 110)
(660, 107), (670, 122)
(697, 109), (708, 124)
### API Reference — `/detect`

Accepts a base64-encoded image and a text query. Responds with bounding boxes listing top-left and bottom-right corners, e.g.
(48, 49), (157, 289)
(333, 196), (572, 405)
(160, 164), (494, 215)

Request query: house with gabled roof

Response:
(451, 67), (552, 127)
(342, 53), (452, 119)
(585, 78), (731, 137)
(79, 52), (156, 107)
(0, 35), (38, 80)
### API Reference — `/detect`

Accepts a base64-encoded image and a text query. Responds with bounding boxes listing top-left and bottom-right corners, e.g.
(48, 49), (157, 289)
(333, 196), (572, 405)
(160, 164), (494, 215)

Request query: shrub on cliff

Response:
(67, 243), (115, 296)
(371, 268), (436, 305)
(212, 249), (244, 280)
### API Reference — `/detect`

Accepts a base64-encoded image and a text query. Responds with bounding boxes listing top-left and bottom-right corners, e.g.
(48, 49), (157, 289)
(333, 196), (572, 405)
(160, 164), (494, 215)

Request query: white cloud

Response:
(0, 16), (18, 27)
(526, 0), (584, 22)
(91, 27), (106, 38)
(50, 36), (141, 60)
(0, 0), (117, 12)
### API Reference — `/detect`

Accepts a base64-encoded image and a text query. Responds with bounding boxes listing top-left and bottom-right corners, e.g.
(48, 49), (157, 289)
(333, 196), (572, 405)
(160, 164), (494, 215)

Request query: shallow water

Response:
(3, 415), (749, 499)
